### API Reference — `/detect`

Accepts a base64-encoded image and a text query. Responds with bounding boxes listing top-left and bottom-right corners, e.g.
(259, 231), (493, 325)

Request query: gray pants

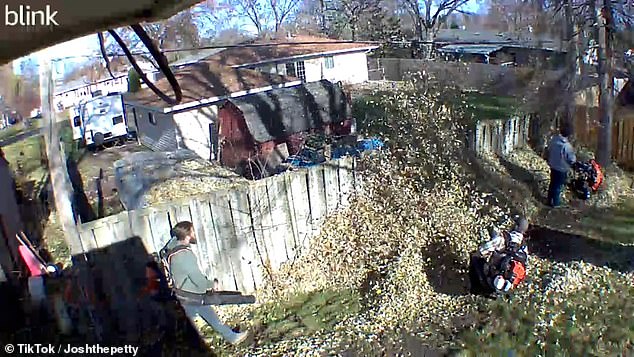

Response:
(180, 302), (242, 343)
(175, 290), (255, 343)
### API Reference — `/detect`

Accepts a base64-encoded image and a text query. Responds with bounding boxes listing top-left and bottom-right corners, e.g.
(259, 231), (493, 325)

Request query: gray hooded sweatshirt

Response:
(547, 134), (576, 172)
(166, 238), (213, 294)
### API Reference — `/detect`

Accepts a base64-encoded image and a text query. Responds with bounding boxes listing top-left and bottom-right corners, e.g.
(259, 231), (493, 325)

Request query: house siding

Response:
(172, 105), (219, 161)
(317, 52), (370, 84)
(130, 105), (179, 152)
(252, 51), (371, 85)
(218, 102), (258, 169)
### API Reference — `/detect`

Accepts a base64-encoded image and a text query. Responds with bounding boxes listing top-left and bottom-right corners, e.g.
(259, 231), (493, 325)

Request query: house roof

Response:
(227, 79), (350, 143)
(55, 72), (128, 94)
(170, 48), (227, 67)
(438, 44), (505, 55)
(123, 60), (301, 112)
(434, 29), (564, 52)
(204, 35), (379, 67)
(435, 29), (515, 44)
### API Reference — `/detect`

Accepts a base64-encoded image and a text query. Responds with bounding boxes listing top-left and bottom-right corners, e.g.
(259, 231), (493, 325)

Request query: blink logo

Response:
(4, 5), (59, 26)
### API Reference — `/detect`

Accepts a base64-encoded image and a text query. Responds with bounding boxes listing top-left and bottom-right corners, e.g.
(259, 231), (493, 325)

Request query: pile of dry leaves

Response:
(212, 80), (633, 355)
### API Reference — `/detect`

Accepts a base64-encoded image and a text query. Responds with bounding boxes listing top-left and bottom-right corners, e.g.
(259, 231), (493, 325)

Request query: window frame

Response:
(324, 56), (335, 69)
(295, 61), (306, 81)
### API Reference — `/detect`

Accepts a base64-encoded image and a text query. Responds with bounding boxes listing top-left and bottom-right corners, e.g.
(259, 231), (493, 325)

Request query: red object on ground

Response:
(509, 261), (526, 288)
(590, 160), (603, 191)
(18, 244), (45, 276)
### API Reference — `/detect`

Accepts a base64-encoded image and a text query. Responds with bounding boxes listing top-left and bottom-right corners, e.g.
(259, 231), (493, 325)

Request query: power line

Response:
(48, 40), (383, 61)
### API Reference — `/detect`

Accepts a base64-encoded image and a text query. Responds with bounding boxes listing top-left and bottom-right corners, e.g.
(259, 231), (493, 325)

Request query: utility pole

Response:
(596, 0), (614, 167)
(39, 58), (83, 256)
(563, 0), (577, 136)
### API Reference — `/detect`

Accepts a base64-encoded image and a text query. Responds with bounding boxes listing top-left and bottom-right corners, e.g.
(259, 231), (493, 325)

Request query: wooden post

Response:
(39, 59), (84, 256)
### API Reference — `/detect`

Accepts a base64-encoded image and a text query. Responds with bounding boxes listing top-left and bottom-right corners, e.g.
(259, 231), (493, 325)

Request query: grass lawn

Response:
(461, 92), (520, 120)
(579, 197), (634, 245)
(205, 289), (361, 355)
(0, 124), (24, 142)
(3, 135), (48, 189)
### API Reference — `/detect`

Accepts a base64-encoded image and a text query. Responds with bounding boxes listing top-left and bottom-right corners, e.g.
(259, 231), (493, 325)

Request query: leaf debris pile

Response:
(208, 79), (634, 355)
(113, 150), (248, 209)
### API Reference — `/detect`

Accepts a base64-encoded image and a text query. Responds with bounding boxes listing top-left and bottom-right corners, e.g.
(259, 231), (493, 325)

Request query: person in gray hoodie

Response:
(546, 123), (577, 207)
(166, 221), (249, 346)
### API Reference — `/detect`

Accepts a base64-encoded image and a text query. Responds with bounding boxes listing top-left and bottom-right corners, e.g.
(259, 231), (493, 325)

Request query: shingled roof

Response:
(124, 60), (300, 112)
(205, 35), (378, 67)
(226, 80), (350, 143)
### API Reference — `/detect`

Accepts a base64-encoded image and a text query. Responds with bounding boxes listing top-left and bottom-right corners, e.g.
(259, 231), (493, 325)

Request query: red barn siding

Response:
(286, 133), (307, 155)
(332, 119), (353, 136)
(218, 102), (258, 169)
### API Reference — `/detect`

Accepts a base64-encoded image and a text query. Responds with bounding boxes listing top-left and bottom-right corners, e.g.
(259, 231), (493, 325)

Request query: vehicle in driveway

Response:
(72, 93), (132, 148)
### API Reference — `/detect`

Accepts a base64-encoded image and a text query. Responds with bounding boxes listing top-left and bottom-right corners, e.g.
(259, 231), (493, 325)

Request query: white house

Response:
(53, 60), (162, 112)
(122, 60), (301, 161)
(203, 35), (379, 85)
(54, 74), (129, 112)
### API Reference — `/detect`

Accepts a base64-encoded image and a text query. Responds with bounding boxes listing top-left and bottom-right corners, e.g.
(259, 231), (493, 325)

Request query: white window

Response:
(285, 62), (296, 77)
(296, 61), (306, 81)
(285, 61), (306, 81)
(325, 56), (335, 69)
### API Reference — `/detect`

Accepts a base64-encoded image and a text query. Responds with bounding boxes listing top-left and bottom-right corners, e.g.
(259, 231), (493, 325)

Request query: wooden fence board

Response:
(208, 191), (238, 291)
(147, 209), (172, 253)
(247, 183), (275, 279)
(266, 177), (295, 262)
(228, 188), (258, 293)
(338, 157), (355, 208)
(287, 171), (312, 253)
(324, 162), (340, 214)
(78, 228), (98, 252)
(127, 211), (155, 254)
(254, 181), (283, 272)
(188, 198), (212, 278)
(284, 174), (300, 256)
(92, 224), (115, 248)
(307, 166), (327, 232)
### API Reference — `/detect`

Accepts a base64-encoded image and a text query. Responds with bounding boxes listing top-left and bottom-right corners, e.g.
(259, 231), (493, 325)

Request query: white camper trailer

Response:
(71, 94), (129, 147)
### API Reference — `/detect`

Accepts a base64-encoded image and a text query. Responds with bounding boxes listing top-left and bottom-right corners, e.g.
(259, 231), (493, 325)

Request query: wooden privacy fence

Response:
(573, 106), (634, 169)
(75, 157), (360, 294)
(470, 116), (531, 156)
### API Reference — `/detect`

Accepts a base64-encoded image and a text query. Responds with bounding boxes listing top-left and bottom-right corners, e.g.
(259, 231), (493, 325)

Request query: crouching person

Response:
(167, 221), (252, 346)
(469, 217), (529, 298)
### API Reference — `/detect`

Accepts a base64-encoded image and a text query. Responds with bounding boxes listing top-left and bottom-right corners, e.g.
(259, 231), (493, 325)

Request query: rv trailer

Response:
(72, 94), (130, 147)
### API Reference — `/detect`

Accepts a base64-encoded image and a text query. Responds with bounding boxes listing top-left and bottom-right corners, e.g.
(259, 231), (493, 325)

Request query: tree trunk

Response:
(39, 59), (83, 256)
(319, 0), (327, 32)
(563, 0), (576, 137)
(596, 0), (614, 167)
(424, 28), (435, 59)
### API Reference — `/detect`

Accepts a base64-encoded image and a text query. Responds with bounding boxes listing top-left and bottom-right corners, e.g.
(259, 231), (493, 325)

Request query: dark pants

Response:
(468, 255), (494, 295)
(175, 289), (256, 306)
(547, 169), (568, 207)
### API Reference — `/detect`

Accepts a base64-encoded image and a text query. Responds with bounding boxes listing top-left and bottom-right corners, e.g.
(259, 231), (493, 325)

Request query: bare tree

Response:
(270, 0), (302, 33)
(330, 0), (383, 40)
(596, 0), (613, 166)
(401, 0), (470, 41)
(225, 0), (301, 35)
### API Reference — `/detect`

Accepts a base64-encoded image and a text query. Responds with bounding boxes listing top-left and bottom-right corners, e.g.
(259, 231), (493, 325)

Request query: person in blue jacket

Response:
(546, 123), (577, 207)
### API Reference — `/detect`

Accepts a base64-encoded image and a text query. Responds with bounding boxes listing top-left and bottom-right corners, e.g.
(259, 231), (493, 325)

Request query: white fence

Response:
(470, 116), (531, 156)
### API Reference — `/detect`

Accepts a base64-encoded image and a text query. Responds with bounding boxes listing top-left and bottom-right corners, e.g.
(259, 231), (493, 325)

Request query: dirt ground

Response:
(71, 140), (149, 220)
